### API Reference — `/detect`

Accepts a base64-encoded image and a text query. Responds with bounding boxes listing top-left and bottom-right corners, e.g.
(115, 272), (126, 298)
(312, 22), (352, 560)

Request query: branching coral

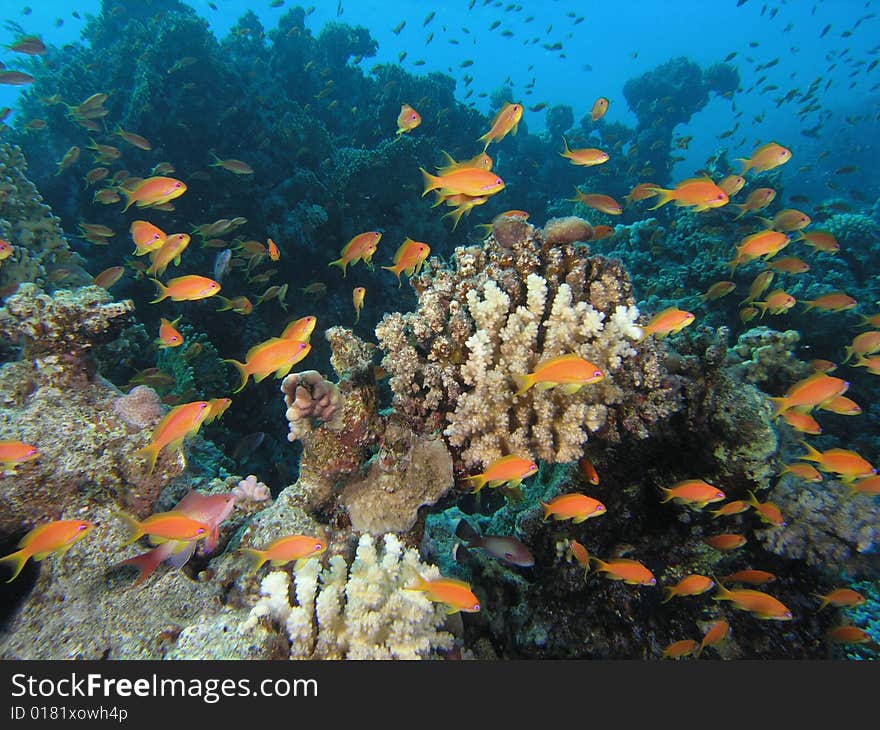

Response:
(375, 220), (676, 469)
(241, 533), (454, 659)
(281, 369), (343, 441)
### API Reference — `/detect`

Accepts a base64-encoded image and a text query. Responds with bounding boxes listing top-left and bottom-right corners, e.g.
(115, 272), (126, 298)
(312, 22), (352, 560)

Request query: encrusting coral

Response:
(241, 533), (454, 659)
(375, 219), (677, 469)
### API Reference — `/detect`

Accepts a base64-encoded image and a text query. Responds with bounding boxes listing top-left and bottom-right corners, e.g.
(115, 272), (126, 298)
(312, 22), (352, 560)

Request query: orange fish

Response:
(114, 126), (152, 150)
(93, 266), (125, 289)
(638, 308), (694, 340)
(662, 639), (699, 659)
(396, 103), (422, 135)
(722, 569), (777, 585)
(796, 230), (840, 254)
(267, 238), (281, 261)
(850, 475), (880, 496)
(8, 35), (46, 56)
(241, 534), (327, 572)
(780, 409), (821, 434)
(590, 557), (656, 586)
(156, 316), (184, 349)
(436, 151), (493, 175)
(770, 373), (849, 416)
(746, 490), (785, 527)
(578, 455), (600, 485)
(737, 141), (792, 174)
(477, 101), (523, 151)
(405, 574), (481, 614)
(714, 582), (792, 620)
(216, 295), (254, 315)
(733, 187), (777, 218)
(512, 354), (605, 395)
(353, 286), (366, 323)
(710, 500), (750, 518)
(624, 182), (659, 203)
(704, 534), (747, 551)
(742, 270), (775, 305)
(541, 493), (607, 523)
(590, 96), (609, 122)
(753, 289), (796, 317)
(801, 292), (857, 313)
(766, 208), (811, 231)
(815, 588), (866, 611)
(209, 154), (254, 175)
(852, 354), (880, 375)
(731, 230), (790, 270)
(719, 174), (746, 196)
(647, 178), (729, 212)
(590, 224), (615, 241)
(700, 281), (736, 301)
(779, 462), (823, 482)
(225, 338), (311, 393)
(116, 510), (210, 545)
(421, 167), (505, 198)
(843, 332), (880, 363)
(130, 220), (166, 255)
(280, 316), (317, 343)
(466, 455), (538, 494)
(827, 625), (873, 645)
(149, 275), (220, 303)
(147, 233), (191, 277)
(569, 539), (591, 578)
(121, 176), (187, 211)
(660, 479), (726, 509)
(0, 520), (94, 582)
(809, 359), (837, 373)
(560, 137), (609, 166)
(329, 231), (382, 275)
(818, 395), (861, 416)
(800, 441), (875, 482)
(697, 619), (730, 656)
(137, 400), (213, 473)
(0, 238), (13, 262)
(571, 191), (623, 215)
(767, 256), (810, 274)
(662, 574), (715, 602)
(382, 238), (430, 283)
(0, 440), (39, 466)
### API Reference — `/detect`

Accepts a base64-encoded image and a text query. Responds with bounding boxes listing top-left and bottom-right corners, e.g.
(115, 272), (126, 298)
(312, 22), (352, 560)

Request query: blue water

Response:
(2, 0), (878, 195)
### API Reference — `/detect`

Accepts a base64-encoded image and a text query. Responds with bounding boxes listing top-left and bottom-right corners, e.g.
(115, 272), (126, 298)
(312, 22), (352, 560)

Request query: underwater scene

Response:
(0, 0), (877, 661)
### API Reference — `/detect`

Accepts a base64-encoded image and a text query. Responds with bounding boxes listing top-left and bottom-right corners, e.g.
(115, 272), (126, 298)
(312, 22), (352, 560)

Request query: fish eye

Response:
(77, 524), (88, 531)
(474, 603), (481, 610)
(197, 528), (206, 534)
(596, 505), (605, 512)
(315, 543), (323, 551)
(594, 370), (603, 378)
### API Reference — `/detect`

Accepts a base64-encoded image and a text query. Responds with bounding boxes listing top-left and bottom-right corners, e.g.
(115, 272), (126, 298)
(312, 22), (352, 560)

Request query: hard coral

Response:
(281, 369), (343, 441)
(241, 533), (454, 659)
(375, 221), (676, 469)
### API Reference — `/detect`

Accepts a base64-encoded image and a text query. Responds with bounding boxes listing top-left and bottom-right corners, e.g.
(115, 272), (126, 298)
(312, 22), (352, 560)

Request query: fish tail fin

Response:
(208, 151), (222, 167)
(381, 265), (402, 283)
(443, 205), (468, 231)
(455, 519), (480, 544)
(476, 132), (492, 153)
(465, 474), (488, 494)
(589, 557), (607, 572)
(115, 511), (144, 546)
(120, 187), (135, 212)
(474, 223), (494, 239)
(661, 587), (676, 604)
(0, 549), (29, 583)
(757, 216), (774, 229)
(799, 440), (823, 463)
(658, 487), (674, 504)
(736, 157), (753, 175)
(811, 593), (830, 612)
(136, 443), (160, 474)
(712, 576), (732, 602)
(402, 570), (427, 592)
(223, 359), (249, 394)
(240, 548), (268, 574)
(420, 167), (442, 196)
(769, 396), (789, 418)
(843, 346), (854, 364)
(646, 187), (673, 210)
(512, 373), (534, 396)
(328, 257), (348, 276)
(118, 549), (166, 586)
(732, 203), (748, 220)
(746, 489), (760, 508)
(801, 300), (816, 312)
(560, 135), (571, 157)
(147, 278), (168, 304)
(215, 296), (232, 311)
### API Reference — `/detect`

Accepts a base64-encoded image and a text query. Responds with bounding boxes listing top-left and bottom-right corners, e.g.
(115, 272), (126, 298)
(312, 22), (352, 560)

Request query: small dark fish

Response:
(454, 520), (534, 567)
(232, 432), (266, 461)
(214, 248), (232, 282)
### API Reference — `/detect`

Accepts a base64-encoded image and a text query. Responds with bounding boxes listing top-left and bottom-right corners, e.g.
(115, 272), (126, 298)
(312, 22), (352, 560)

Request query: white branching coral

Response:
(241, 533), (453, 660)
(376, 221), (674, 470)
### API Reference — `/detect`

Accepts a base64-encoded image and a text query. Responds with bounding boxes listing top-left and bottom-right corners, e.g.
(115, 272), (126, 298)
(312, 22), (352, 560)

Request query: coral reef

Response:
(232, 475), (272, 504)
(282, 369), (343, 441)
(375, 219), (677, 469)
(241, 533), (454, 659)
(729, 327), (811, 391)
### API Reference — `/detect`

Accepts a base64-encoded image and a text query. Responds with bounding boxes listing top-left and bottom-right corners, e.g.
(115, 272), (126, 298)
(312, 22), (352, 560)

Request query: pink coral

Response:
(233, 475), (271, 503)
(112, 386), (163, 430)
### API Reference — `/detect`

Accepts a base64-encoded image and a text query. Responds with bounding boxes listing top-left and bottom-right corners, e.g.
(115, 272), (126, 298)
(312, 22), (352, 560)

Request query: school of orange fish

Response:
(0, 12), (878, 655)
